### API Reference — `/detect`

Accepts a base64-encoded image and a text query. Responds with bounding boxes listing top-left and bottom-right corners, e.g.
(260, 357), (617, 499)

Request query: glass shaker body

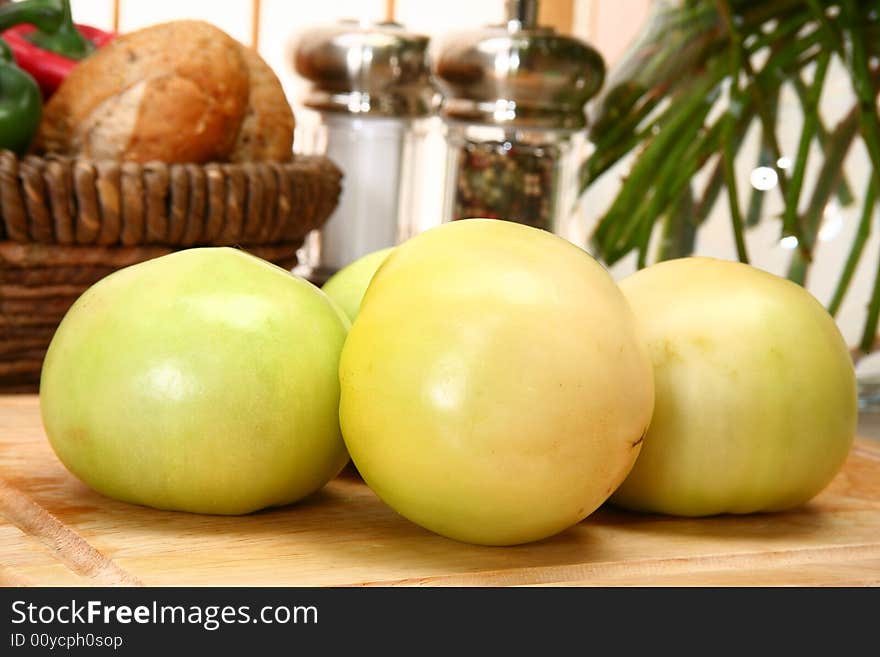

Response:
(396, 115), (447, 242)
(289, 21), (436, 282)
(441, 122), (585, 241)
(295, 110), (411, 280)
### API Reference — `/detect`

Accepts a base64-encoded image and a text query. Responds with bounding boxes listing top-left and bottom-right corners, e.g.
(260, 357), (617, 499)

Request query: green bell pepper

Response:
(0, 0), (93, 60)
(0, 37), (41, 156)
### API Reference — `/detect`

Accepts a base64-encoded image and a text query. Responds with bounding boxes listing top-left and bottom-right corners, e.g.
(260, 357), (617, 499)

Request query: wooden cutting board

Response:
(1, 394), (879, 587)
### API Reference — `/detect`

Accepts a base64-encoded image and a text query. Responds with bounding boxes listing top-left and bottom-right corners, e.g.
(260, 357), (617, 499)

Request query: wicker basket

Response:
(0, 150), (343, 392)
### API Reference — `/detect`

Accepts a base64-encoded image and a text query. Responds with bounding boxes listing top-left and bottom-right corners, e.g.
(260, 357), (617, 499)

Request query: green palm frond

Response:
(580, 0), (880, 349)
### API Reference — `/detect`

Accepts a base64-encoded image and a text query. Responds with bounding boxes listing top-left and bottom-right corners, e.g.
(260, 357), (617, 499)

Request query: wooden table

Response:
(1, 395), (878, 586)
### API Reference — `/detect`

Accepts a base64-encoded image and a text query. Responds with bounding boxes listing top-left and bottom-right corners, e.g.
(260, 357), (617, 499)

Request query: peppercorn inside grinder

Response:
(289, 20), (438, 283)
(431, 0), (604, 236)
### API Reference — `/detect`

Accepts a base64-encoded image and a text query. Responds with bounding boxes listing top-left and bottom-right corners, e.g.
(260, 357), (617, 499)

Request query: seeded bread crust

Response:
(35, 20), (250, 164)
(229, 47), (295, 162)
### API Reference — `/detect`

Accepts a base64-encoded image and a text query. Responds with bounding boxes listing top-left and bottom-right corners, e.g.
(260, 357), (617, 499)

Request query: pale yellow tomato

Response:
(339, 219), (654, 545)
(613, 257), (857, 516)
(41, 248), (350, 514)
(322, 247), (394, 322)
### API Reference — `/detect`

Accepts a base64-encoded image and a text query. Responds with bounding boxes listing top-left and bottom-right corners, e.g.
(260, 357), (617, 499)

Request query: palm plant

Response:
(580, 0), (880, 354)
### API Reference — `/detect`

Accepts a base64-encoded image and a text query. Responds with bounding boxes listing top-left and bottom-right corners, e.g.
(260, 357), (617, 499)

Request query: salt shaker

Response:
(290, 20), (436, 282)
(431, 0), (604, 239)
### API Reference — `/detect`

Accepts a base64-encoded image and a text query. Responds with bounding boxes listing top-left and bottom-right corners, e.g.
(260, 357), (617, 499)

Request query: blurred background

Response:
(66, 0), (650, 94)
(59, 0), (880, 435)
(65, 0), (877, 346)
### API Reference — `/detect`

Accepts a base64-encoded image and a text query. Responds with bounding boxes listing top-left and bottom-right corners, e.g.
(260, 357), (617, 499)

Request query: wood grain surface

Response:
(1, 394), (878, 587)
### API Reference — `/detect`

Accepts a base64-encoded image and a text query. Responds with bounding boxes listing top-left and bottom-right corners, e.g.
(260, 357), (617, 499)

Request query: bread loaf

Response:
(35, 20), (294, 164)
(230, 47), (295, 162)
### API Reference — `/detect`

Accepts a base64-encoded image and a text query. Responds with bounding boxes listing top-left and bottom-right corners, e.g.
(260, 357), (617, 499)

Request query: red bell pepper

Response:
(3, 23), (114, 99)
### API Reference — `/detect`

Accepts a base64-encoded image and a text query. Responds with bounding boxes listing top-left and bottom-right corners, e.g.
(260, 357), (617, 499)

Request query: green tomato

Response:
(322, 247), (394, 322)
(40, 247), (351, 515)
(613, 257), (857, 516)
(339, 219), (654, 546)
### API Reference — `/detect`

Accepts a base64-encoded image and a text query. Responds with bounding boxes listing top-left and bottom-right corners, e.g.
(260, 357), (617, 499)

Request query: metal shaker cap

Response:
(431, 0), (605, 129)
(290, 20), (434, 118)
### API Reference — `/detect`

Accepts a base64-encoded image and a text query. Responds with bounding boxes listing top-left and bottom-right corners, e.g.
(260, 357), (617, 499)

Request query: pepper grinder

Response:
(290, 20), (437, 283)
(431, 0), (605, 240)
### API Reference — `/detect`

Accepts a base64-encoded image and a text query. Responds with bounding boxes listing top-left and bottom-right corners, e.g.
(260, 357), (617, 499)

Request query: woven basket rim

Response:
(0, 150), (342, 249)
(5, 150), (335, 170)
